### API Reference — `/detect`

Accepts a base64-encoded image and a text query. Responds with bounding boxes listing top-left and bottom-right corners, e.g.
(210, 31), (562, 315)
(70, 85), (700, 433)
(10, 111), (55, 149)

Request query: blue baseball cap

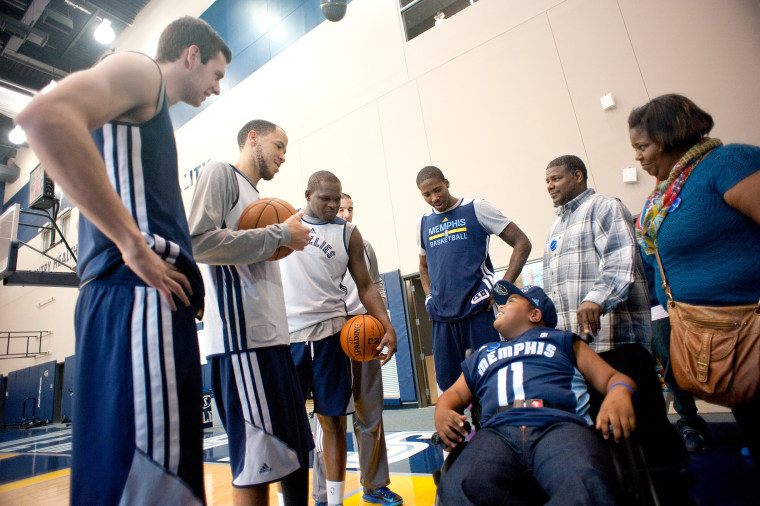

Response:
(492, 280), (558, 329)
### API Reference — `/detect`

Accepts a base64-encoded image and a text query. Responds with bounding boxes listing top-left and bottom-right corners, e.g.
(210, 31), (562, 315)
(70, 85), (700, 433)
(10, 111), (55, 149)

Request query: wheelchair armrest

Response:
(431, 421), (472, 447)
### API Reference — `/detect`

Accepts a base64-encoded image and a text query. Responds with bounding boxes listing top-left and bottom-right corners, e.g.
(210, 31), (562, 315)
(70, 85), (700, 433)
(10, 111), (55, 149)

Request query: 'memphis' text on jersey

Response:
(477, 341), (558, 377)
(427, 217), (468, 247)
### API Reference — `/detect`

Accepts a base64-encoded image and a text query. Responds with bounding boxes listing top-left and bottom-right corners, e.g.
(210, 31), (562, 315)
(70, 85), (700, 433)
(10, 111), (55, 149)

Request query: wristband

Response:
(608, 382), (635, 400)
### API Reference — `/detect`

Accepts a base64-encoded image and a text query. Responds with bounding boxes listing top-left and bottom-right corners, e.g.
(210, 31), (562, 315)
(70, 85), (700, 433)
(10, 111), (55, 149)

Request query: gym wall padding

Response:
(61, 355), (76, 422)
(381, 269), (417, 404)
(4, 360), (57, 425)
(0, 375), (6, 425)
(201, 362), (213, 392)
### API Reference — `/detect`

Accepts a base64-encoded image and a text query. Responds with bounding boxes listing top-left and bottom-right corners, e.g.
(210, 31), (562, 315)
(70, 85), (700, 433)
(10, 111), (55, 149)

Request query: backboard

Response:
(1, 203), (79, 287)
(0, 203), (19, 280)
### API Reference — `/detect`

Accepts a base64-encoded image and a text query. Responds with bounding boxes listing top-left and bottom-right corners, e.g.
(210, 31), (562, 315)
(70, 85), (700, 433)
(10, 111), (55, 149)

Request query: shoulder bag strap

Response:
(653, 248), (674, 305)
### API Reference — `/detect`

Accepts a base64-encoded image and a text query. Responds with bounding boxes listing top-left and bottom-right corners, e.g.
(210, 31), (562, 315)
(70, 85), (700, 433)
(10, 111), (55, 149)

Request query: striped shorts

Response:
(211, 346), (314, 486)
(72, 266), (205, 505)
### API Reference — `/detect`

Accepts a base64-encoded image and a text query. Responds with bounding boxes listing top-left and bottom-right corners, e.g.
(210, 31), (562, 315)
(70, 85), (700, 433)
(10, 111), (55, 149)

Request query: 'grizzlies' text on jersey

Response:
(281, 215), (352, 334)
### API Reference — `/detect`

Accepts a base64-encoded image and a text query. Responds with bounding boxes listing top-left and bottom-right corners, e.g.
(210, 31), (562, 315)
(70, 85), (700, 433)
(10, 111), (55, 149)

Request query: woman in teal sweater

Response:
(628, 93), (760, 462)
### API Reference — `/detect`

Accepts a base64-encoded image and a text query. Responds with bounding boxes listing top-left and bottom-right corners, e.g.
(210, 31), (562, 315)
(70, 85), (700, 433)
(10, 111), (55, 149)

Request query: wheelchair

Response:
(431, 410), (662, 505)
(430, 351), (677, 506)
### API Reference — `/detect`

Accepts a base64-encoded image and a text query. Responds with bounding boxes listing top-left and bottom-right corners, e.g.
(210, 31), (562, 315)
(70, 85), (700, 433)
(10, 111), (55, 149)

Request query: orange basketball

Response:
(340, 315), (384, 362)
(238, 197), (297, 261)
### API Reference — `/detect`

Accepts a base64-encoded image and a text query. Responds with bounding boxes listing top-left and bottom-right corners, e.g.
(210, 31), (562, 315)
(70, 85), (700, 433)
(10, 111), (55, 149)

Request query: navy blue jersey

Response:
(79, 69), (203, 311)
(420, 200), (494, 321)
(462, 328), (590, 428)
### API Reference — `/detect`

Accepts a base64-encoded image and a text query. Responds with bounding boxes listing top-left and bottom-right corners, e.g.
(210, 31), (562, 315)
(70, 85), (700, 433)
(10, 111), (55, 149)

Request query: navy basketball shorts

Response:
(211, 346), (314, 487)
(432, 307), (501, 392)
(290, 332), (354, 416)
(72, 267), (205, 505)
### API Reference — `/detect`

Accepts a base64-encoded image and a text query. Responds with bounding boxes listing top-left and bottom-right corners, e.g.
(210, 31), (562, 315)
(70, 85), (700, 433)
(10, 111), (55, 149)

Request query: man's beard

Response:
(257, 146), (275, 181)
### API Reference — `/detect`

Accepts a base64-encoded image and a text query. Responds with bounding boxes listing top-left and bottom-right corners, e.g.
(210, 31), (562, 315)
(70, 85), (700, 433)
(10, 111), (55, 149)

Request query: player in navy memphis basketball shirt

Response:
(15, 17), (230, 505)
(434, 280), (637, 505)
(416, 165), (531, 392)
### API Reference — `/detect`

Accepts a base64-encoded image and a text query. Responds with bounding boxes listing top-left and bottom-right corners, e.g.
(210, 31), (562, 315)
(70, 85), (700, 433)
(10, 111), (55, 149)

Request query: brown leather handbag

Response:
(655, 250), (760, 407)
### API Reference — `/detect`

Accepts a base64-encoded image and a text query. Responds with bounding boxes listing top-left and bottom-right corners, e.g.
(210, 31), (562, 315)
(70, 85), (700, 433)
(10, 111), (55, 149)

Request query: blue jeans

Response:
(650, 317), (706, 434)
(438, 422), (618, 505)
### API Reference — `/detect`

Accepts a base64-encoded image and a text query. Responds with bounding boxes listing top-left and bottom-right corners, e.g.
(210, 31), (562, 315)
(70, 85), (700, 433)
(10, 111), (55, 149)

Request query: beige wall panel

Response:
(404, 0), (564, 79)
(0, 285), (77, 374)
(377, 82), (435, 275)
(258, 140), (308, 207)
(620, 0), (760, 145)
(268, 0), (408, 143)
(295, 104), (399, 273)
(415, 15), (586, 264)
(0, 236), (78, 375)
(547, 0), (651, 214)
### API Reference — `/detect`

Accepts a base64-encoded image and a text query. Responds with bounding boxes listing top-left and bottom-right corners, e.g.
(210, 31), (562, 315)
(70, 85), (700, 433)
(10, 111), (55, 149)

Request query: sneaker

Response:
(363, 486), (403, 505)
(681, 428), (707, 452)
(315, 503), (327, 506)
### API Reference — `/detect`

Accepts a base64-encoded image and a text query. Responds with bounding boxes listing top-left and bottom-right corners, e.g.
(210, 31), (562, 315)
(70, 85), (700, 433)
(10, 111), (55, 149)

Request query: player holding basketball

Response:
(311, 193), (403, 506)
(14, 17), (230, 505)
(416, 166), (532, 393)
(280, 171), (397, 506)
(188, 120), (313, 505)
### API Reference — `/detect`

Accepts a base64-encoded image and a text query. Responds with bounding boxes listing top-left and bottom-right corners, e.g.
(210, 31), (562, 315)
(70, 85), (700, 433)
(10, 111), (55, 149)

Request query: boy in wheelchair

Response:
(434, 280), (637, 505)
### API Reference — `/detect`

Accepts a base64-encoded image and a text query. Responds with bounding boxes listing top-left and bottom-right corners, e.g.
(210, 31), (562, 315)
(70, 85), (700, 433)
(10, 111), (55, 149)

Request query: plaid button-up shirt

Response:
(542, 189), (651, 353)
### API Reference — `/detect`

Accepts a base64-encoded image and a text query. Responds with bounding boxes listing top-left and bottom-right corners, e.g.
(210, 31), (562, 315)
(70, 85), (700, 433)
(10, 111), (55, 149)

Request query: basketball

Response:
(340, 315), (384, 362)
(238, 197), (297, 261)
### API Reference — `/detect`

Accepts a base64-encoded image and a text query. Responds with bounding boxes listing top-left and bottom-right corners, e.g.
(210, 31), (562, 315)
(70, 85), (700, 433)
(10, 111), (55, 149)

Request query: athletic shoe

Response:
(681, 428), (706, 453)
(315, 502), (327, 506)
(363, 487), (403, 505)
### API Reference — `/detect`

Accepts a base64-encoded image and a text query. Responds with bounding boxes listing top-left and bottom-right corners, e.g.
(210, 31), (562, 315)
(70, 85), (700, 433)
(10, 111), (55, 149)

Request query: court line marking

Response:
(0, 468), (70, 493)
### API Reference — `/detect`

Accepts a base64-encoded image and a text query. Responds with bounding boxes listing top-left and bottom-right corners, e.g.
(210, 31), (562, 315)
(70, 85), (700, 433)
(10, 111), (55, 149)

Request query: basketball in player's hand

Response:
(238, 197), (297, 261)
(340, 315), (384, 361)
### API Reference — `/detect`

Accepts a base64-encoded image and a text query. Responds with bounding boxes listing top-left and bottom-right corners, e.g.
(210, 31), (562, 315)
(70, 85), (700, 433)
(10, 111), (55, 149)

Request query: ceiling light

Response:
(94, 19), (115, 44)
(9, 125), (26, 145)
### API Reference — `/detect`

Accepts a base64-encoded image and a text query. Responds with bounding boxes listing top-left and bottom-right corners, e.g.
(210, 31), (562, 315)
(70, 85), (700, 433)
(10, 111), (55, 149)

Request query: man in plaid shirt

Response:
(542, 155), (687, 477)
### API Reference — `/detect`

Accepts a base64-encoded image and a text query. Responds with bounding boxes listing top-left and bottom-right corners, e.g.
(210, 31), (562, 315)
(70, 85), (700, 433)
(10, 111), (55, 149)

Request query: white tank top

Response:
(280, 214), (352, 333)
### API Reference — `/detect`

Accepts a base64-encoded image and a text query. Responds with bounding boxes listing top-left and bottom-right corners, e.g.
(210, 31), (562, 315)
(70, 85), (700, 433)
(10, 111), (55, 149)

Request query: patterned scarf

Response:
(636, 137), (723, 255)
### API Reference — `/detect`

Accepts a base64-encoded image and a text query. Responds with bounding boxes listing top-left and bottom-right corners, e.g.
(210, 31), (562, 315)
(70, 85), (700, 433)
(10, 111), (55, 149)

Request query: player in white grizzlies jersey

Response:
(311, 193), (403, 506)
(16, 17), (230, 505)
(280, 171), (397, 506)
(189, 120), (314, 505)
